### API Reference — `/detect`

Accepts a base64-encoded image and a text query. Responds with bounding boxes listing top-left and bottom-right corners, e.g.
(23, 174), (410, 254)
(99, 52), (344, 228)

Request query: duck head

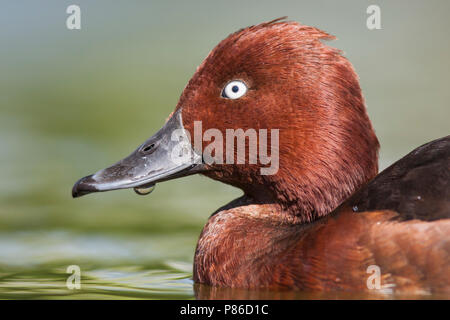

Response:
(72, 19), (379, 223)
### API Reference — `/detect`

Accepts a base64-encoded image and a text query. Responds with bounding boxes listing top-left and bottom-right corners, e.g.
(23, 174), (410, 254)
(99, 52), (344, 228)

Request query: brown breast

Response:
(193, 202), (449, 293)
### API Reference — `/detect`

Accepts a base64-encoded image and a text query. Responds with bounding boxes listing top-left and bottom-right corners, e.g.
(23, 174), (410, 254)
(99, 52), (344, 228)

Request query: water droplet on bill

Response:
(133, 184), (155, 196)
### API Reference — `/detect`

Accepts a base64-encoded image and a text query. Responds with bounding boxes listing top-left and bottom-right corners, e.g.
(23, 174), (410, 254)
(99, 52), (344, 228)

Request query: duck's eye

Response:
(221, 80), (247, 99)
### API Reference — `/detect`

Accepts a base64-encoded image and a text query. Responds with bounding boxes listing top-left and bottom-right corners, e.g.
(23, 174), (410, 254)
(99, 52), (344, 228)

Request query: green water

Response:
(1, 1), (449, 299)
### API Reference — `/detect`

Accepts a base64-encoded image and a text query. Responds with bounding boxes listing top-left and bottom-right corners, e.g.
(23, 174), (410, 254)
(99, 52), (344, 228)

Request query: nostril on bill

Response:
(140, 143), (156, 155)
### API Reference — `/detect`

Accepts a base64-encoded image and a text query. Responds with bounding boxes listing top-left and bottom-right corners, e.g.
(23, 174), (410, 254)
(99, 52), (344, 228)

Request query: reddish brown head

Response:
(178, 19), (379, 222)
(73, 19), (379, 223)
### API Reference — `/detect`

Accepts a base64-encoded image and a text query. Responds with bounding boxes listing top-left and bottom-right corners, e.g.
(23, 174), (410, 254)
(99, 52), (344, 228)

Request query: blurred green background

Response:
(0, 1), (449, 299)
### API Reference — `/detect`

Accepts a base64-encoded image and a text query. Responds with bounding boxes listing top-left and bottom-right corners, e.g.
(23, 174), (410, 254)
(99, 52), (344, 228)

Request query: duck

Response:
(72, 18), (450, 294)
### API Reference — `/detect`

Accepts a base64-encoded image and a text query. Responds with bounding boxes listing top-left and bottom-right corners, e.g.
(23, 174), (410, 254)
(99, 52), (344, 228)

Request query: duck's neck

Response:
(207, 152), (379, 224)
(204, 121), (379, 224)
(251, 162), (376, 224)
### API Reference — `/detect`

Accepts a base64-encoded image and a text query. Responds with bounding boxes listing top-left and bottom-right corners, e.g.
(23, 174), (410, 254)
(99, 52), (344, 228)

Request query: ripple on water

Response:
(0, 230), (195, 299)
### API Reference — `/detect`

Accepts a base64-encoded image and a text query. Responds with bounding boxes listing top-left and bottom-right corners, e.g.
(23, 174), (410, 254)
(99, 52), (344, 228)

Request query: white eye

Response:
(221, 80), (248, 99)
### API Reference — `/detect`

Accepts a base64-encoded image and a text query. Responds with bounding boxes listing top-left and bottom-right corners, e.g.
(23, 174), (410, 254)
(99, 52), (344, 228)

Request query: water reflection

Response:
(194, 284), (446, 300)
(0, 231), (196, 299)
(0, 268), (194, 299)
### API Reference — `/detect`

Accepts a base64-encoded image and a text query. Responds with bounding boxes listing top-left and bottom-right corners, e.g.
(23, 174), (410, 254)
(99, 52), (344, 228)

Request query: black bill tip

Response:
(72, 174), (99, 198)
